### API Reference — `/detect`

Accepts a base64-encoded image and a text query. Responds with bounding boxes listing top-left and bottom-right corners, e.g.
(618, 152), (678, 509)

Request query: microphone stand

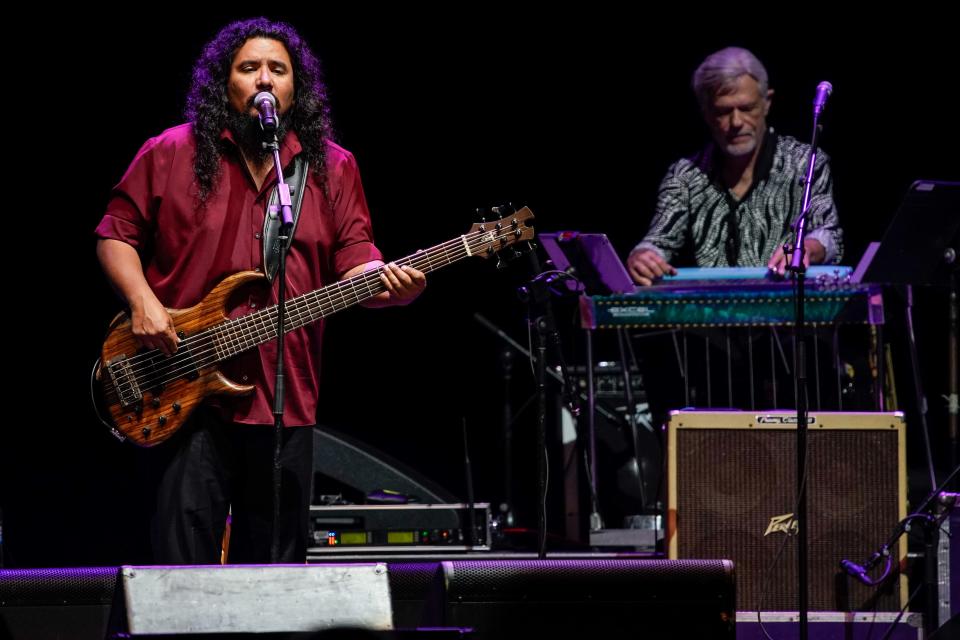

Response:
(787, 84), (829, 640)
(499, 348), (516, 529)
(261, 116), (295, 564)
(518, 252), (580, 558)
(840, 465), (959, 637)
(950, 269), (959, 473)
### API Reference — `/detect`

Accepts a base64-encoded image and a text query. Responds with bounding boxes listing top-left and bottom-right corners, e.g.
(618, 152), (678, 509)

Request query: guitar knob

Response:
(142, 427), (151, 438)
(158, 416), (167, 427)
(172, 402), (182, 413)
(152, 397), (161, 409)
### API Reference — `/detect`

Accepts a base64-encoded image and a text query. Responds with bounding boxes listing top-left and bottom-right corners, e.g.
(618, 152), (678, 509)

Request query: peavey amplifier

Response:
(667, 410), (906, 611)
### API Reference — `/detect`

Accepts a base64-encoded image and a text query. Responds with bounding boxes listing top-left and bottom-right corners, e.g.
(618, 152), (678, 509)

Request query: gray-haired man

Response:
(627, 47), (843, 285)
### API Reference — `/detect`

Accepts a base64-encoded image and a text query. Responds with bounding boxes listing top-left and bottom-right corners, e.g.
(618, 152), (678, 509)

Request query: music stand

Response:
(858, 180), (960, 286)
(540, 232), (637, 295)
(855, 180), (959, 636)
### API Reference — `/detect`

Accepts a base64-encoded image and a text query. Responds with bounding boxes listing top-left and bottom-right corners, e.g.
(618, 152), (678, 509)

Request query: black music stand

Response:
(853, 180), (959, 636)
(858, 180), (960, 287)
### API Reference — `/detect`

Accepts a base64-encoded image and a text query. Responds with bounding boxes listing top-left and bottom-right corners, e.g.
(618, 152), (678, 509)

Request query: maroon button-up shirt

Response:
(96, 123), (382, 425)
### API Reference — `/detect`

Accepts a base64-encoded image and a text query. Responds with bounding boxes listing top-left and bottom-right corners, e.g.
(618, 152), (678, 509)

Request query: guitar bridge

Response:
(105, 355), (143, 408)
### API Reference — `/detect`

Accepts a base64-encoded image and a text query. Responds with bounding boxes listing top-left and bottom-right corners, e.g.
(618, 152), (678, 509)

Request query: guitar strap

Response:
(262, 155), (309, 283)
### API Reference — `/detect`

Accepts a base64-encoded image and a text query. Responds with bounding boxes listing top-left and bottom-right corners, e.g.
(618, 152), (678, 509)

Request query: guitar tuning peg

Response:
(490, 203), (515, 217)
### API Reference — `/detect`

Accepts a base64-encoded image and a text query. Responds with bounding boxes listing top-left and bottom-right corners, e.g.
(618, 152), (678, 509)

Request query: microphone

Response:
(841, 549), (885, 586)
(813, 81), (833, 115)
(254, 91), (278, 132)
(840, 559), (871, 585)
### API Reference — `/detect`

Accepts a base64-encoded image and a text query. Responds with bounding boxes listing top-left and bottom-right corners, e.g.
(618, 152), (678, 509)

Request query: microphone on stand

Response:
(839, 559), (871, 586)
(840, 550), (883, 586)
(813, 81), (833, 116)
(254, 91), (278, 132)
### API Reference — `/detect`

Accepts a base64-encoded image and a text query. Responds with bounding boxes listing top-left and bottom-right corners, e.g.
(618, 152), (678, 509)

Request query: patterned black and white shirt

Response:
(635, 128), (843, 267)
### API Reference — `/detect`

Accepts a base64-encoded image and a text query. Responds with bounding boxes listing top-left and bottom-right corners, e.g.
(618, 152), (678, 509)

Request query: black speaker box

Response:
(0, 566), (117, 640)
(440, 558), (735, 638)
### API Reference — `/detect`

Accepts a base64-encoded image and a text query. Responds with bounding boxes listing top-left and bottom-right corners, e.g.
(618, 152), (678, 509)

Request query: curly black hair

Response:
(185, 17), (334, 201)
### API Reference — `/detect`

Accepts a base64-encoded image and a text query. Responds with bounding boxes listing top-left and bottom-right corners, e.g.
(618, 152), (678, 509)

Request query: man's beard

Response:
(722, 138), (757, 158)
(719, 131), (758, 158)
(225, 109), (289, 165)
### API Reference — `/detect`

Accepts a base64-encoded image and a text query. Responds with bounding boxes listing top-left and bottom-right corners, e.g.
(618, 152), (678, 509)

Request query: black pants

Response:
(142, 409), (314, 564)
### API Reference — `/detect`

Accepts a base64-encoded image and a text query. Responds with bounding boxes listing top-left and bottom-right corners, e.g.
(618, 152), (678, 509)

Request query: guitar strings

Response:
(120, 225), (504, 379)
(117, 227), (517, 392)
(107, 225), (528, 399)
(118, 226), (493, 376)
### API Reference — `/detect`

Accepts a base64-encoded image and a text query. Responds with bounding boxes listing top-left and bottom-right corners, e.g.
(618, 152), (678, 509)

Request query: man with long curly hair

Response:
(95, 18), (425, 564)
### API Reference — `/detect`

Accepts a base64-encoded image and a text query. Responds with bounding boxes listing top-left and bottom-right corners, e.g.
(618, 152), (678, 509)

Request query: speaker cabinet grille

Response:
(442, 558), (735, 638)
(0, 567), (118, 605)
(668, 411), (906, 612)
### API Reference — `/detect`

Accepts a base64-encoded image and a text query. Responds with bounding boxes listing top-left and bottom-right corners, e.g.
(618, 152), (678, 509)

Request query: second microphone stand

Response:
(787, 83), (830, 640)
(518, 251), (580, 558)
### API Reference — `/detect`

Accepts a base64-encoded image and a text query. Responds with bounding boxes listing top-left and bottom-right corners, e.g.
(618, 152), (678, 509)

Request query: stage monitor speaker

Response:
(667, 410), (907, 612)
(313, 426), (457, 503)
(441, 558), (735, 638)
(0, 566), (117, 640)
(108, 564), (392, 636)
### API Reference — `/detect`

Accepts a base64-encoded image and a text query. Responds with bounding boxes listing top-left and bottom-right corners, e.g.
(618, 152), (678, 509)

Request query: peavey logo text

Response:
(756, 415), (816, 425)
(764, 513), (799, 536)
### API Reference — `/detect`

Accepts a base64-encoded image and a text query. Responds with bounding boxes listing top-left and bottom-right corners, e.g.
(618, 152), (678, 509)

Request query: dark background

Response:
(1, 10), (956, 565)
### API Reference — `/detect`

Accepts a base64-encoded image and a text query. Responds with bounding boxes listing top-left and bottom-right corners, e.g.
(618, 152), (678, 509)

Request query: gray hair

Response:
(692, 47), (769, 109)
